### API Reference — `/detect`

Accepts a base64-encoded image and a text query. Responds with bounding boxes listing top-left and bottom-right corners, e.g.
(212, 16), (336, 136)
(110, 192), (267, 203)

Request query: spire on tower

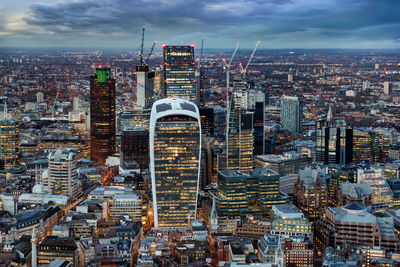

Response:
(327, 104), (333, 126)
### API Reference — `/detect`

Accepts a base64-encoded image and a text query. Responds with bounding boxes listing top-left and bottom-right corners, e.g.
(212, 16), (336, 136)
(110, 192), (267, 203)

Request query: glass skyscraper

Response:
(353, 128), (373, 164)
(227, 110), (254, 173)
(136, 65), (155, 109)
(150, 97), (201, 227)
(45, 147), (81, 199)
(90, 66), (116, 164)
(253, 101), (265, 156)
(280, 96), (302, 134)
(0, 118), (19, 170)
(199, 107), (214, 137)
(163, 45), (197, 102)
(315, 127), (353, 165)
(121, 127), (149, 170)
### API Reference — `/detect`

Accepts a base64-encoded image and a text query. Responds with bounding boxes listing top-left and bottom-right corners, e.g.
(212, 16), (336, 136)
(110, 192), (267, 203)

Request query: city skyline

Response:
(1, 0), (400, 49)
(3, 1), (400, 265)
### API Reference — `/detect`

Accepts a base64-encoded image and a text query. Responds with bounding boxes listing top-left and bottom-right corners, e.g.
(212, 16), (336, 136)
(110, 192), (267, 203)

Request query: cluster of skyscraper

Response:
(88, 45), (206, 227)
(86, 44), (274, 228)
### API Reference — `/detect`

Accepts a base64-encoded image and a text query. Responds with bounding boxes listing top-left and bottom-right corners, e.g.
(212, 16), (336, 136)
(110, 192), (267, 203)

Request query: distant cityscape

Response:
(2, 36), (400, 267)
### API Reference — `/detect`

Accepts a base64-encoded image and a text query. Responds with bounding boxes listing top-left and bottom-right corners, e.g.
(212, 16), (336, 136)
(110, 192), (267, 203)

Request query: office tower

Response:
(153, 67), (164, 98)
(294, 167), (327, 221)
(253, 101), (265, 156)
(210, 169), (287, 220)
(199, 107), (214, 137)
(357, 168), (393, 212)
(200, 136), (216, 190)
(317, 203), (399, 252)
(227, 112), (254, 173)
(315, 127), (353, 165)
(271, 205), (312, 239)
(89, 187), (144, 222)
(163, 45), (197, 102)
(375, 63), (380, 70)
(199, 72), (206, 107)
(371, 127), (395, 162)
(38, 236), (78, 266)
(254, 152), (309, 176)
(280, 96), (302, 134)
(36, 92), (44, 103)
(150, 97), (201, 227)
(387, 179), (400, 207)
(0, 118), (19, 170)
(232, 76), (249, 110)
(384, 81), (393, 95)
(136, 65), (155, 109)
(44, 148), (80, 200)
(90, 66), (116, 164)
(247, 89), (265, 110)
(353, 129), (373, 164)
(121, 127), (149, 170)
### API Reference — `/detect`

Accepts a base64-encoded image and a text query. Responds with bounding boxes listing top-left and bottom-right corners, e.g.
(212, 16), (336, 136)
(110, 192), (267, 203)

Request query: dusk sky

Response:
(1, 0), (400, 49)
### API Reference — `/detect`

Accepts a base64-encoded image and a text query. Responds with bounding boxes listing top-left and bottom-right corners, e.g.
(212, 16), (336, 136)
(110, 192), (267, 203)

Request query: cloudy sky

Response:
(0, 0), (400, 49)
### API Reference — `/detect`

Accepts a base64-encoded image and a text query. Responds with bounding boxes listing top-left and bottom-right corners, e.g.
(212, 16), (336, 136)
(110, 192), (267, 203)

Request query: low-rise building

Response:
(271, 205), (312, 239)
(318, 203), (399, 252)
(38, 236), (78, 267)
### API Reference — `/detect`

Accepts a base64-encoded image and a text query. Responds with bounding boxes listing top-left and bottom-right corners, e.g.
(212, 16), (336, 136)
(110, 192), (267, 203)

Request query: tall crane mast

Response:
(199, 38), (204, 68)
(244, 40), (260, 73)
(139, 27), (146, 65)
(223, 42), (240, 169)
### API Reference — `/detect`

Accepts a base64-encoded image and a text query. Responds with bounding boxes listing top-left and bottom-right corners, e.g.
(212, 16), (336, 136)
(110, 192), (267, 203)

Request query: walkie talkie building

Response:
(150, 97), (201, 227)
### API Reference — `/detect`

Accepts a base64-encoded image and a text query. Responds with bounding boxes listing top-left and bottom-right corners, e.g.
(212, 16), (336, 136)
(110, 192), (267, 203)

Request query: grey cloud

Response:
(4, 0), (400, 48)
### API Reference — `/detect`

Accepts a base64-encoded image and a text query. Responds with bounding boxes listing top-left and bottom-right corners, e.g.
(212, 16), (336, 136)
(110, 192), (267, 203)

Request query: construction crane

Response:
(198, 38), (204, 68)
(51, 75), (61, 120)
(223, 42), (239, 168)
(238, 41), (260, 74)
(139, 27), (146, 65)
(145, 41), (157, 65)
(244, 40), (260, 73)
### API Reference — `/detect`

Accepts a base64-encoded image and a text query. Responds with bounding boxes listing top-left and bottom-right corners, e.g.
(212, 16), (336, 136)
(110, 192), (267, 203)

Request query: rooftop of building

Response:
(122, 126), (147, 132)
(329, 203), (377, 224)
(152, 97), (198, 115)
(273, 204), (302, 215)
(251, 168), (279, 177)
(218, 170), (250, 178)
(48, 147), (75, 162)
(299, 166), (326, 186)
(39, 236), (77, 250)
(229, 242), (245, 255)
(341, 182), (371, 198)
(255, 152), (306, 163)
(43, 259), (72, 267)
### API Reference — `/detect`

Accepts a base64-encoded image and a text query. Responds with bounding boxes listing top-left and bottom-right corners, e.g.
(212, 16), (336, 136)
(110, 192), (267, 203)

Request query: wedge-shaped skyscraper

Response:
(150, 97), (201, 227)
